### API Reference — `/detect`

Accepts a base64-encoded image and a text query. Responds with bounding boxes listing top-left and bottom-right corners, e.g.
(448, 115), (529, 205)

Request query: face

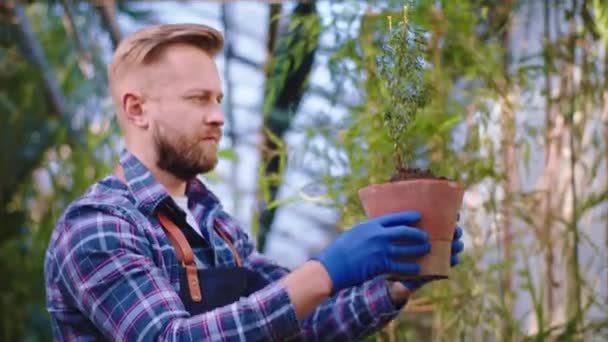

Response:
(126, 43), (225, 180)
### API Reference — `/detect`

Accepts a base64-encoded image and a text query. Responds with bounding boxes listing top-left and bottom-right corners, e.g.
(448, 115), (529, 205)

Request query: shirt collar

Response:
(117, 148), (220, 216)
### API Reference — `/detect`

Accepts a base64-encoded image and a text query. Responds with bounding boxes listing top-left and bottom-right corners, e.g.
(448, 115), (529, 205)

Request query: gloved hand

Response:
(400, 226), (464, 290)
(312, 210), (430, 294)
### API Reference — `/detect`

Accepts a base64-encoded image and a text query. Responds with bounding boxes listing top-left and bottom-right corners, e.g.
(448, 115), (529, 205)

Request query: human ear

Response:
(122, 92), (149, 129)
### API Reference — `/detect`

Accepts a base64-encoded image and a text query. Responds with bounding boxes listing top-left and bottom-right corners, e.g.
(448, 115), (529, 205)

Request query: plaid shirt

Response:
(44, 149), (402, 341)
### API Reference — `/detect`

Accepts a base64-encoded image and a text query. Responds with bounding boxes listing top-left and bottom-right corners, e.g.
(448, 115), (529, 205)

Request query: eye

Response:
(185, 92), (222, 105)
(190, 95), (209, 103)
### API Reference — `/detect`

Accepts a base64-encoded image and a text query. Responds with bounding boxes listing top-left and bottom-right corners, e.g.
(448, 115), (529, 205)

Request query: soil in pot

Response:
(389, 166), (447, 182)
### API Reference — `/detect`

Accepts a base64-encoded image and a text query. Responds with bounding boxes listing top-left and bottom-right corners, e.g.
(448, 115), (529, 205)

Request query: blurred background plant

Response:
(0, 0), (606, 341)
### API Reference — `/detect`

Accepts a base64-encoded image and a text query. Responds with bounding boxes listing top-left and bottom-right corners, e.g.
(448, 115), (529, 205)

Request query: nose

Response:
(205, 103), (224, 127)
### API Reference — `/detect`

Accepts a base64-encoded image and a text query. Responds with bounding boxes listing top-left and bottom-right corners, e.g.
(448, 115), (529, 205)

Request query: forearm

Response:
(70, 268), (302, 341)
(234, 222), (333, 320)
(166, 261), (330, 340)
(159, 281), (300, 341)
(281, 260), (332, 319)
(233, 217), (409, 338)
(298, 277), (404, 340)
(239, 237), (407, 339)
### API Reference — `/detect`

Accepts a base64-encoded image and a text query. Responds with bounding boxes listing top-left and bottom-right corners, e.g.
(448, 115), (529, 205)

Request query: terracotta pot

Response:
(358, 178), (464, 280)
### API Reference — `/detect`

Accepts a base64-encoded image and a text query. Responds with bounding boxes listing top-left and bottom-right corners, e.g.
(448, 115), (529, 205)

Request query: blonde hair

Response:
(107, 23), (223, 103)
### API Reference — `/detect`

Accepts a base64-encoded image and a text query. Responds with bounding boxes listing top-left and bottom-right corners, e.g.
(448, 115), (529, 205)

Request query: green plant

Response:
(307, 0), (608, 340)
(376, 5), (434, 174)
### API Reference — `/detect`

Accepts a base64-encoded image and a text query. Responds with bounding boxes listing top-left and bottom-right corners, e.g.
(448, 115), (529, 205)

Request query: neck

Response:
(151, 167), (188, 197)
(126, 144), (187, 197)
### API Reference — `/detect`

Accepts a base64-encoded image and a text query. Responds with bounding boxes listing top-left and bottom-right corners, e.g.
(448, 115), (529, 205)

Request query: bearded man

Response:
(44, 23), (464, 341)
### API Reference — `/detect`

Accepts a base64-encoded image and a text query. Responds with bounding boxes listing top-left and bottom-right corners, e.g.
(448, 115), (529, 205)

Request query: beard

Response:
(154, 126), (219, 181)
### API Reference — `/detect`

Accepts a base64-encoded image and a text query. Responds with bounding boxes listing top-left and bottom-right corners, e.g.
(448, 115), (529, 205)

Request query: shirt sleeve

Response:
(233, 222), (403, 341)
(297, 278), (402, 340)
(48, 206), (301, 342)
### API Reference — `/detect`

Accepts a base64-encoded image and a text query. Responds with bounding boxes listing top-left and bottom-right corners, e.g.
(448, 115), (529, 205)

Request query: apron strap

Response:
(213, 222), (242, 267)
(157, 212), (202, 302)
(113, 163), (242, 302)
(113, 164), (202, 302)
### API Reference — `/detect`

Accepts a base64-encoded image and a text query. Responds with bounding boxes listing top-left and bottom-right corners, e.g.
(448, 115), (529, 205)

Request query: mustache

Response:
(179, 128), (222, 151)
(201, 128), (223, 141)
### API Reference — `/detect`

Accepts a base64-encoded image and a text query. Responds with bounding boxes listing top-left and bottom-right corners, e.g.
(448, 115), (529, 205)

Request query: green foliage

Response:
(592, 0), (608, 42)
(254, 3), (321, 251)
(262, 9), (321, 118)
(307, 0), (608, 340)
(0, 2), (120, 340)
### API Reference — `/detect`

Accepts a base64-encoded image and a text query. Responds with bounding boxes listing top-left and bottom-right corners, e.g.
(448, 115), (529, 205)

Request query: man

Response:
(44, 23), (464, 341)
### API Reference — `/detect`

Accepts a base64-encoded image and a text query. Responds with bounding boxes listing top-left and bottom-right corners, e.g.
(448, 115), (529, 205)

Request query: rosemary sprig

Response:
(376, 4), (434, 170)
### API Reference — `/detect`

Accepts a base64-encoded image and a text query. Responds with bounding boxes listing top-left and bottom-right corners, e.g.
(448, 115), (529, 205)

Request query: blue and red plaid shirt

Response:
(44, 149), (402, 341)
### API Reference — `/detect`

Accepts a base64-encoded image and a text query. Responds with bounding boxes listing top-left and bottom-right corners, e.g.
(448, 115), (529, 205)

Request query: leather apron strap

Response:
(113, 164), (242, 302)
(157, 213), (202, 302)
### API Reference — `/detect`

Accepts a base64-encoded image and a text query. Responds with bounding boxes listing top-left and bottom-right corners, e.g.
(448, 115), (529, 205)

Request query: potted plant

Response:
(357, 5), (464, 281)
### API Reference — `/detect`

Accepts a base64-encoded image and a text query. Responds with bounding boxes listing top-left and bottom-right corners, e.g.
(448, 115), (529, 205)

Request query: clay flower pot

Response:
(358, 178), (464, 280)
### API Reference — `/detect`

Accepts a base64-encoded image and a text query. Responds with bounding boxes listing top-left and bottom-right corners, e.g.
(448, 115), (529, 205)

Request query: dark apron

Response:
(179, 265), (269, 314)
(160, 200), (271, 315)
(114, 165), (269, 315)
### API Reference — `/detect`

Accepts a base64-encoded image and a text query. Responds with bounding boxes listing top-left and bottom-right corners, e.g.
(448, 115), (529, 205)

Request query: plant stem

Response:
(603, 5), (608, 308)
(542, 0), (557, 322)
(605, 72), (608, 309)
(565, 0), (582, 332)
(497, 0), (516, 322)
(394, 144), (405, 171)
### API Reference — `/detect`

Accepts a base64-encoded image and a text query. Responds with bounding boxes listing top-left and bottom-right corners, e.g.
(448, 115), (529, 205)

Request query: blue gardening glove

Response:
(400, 226), (464, 290)
(313, 211), (430, 294)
